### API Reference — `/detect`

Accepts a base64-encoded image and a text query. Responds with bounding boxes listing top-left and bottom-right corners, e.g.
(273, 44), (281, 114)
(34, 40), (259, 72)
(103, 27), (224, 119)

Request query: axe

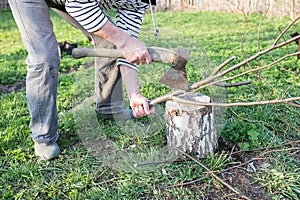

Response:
(72, 47), (190, 91)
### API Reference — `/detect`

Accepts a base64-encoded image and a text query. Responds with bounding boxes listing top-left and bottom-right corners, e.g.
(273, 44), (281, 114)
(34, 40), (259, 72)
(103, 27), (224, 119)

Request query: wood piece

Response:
(72, 47), (176, 64)
(164, 94), (218, 158)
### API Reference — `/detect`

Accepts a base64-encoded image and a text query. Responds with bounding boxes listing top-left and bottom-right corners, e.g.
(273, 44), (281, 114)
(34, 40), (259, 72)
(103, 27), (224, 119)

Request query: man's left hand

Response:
(130, 93), (155, 118)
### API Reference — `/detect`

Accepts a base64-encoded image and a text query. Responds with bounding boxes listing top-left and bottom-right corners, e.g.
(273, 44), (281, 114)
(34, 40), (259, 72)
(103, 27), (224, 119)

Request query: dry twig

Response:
(221, 147), (300, 173)
(157, 177), (206, 189)
(170, 96), (300, 107)
(174, 148), (251, 200)
(230, 140), (300, 155)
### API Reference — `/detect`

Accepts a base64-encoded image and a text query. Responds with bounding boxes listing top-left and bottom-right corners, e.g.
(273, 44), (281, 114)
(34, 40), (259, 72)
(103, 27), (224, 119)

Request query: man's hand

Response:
(130, 93), (155, 118)
(93, 20), (152, 65)
(120, 37), (152, 65)
(120, 65), (154, 118)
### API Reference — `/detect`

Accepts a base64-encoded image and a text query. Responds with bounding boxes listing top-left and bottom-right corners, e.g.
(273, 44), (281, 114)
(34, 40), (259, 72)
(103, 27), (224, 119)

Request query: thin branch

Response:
(230, 140), (300, 155)
(150, 19), (300, 108)
(259, 147), (300, 158)
(257, 1), (270, 52)
(157, 177), (207, 189)
(135, 159), (186, 167)
(170, 96), (300, 107)
(274, 104), (300, 133)
(229, 106), (279, 153)
(240, 7), (249, 60)
(273, 16), (300, 46)
(156, 143), (300, 190)
(209, 56), (236, 77)
(287, 102), (300, 108)
(194, 51), (300, 92)
(192, 35), (300, 91)
(214, 80), (252, 88)
(150, 90), (184, 106)
(288, 93), (300, 105)
(229, 107), (276, 135)
(174, 148), (251, 200)
(220, 157), (267, 173)
(221, 147), (300, 173)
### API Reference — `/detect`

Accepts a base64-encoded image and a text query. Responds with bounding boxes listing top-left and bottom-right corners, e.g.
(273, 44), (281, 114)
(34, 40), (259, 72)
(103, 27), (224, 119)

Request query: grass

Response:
(0, 8), (299, 199)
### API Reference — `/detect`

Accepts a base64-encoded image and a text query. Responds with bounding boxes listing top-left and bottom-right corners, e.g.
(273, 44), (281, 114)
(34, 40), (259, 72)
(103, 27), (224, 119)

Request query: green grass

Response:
(1, 9), (299, 199)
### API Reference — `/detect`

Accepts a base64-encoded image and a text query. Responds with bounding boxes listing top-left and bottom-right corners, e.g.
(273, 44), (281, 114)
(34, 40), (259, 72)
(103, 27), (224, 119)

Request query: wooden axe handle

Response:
(72, 47), (176, 64)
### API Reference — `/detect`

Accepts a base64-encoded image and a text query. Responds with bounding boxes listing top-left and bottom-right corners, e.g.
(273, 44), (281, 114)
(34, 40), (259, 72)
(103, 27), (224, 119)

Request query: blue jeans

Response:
(9, 0), (148, 144)
(49, 3), (126, 115)
(9, 0), (60, 144)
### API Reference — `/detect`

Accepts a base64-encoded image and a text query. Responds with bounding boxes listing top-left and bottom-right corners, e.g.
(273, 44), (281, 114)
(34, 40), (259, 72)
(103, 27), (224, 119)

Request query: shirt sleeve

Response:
(65, 0), (108, 33)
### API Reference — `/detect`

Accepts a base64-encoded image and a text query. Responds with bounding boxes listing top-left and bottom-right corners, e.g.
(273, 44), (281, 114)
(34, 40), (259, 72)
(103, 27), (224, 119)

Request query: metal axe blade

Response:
(159, 65), (189, 91)
(159, 48), (190, 91)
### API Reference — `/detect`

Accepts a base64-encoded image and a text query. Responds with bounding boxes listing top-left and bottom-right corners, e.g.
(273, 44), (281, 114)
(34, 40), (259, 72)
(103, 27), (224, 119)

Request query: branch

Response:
(192, 37), (300, 91)
(175, 148), (251, 200)
(287, 102), (300, 108)
(273, 16), (300, 46)
(221, 147), (300, 173)
(194, 51), (300, 92)
(170, 96), (300, 107)
(213, 80), (252, 88)
(230, 140), (300, 156)
(257, 1), (270, 52)
(135, 159), (186, 167)
(150, 18), (300, 107)
(229, 107), (276, 134)
(150, 90), (184, 106)
(157, 177), (206, 189)
(209, 56), (236, 77)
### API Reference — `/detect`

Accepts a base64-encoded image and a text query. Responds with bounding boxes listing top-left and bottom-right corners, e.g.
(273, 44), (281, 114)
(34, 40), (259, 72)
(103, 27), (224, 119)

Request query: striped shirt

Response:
(50, 0), (149, 38)
(50, 0), (151, 70)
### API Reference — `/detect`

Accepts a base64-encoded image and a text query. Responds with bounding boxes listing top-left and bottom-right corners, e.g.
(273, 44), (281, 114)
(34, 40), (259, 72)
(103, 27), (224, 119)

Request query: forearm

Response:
(120, 65), (154, 117)
(93, 20), (128, 50)
(119, 65), (140, 99)
(93, 21), (151, 65)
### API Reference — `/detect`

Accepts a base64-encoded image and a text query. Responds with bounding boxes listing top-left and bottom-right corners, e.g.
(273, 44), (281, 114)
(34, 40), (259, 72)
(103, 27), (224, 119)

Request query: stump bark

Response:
(164, 94), (218, 158)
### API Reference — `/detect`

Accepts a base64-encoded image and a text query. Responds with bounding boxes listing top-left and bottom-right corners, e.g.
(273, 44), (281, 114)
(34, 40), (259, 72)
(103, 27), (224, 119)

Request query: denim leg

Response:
(9, 0), (60, 144)
(92, 35), (125, 114)
(50, 5), (125, 114)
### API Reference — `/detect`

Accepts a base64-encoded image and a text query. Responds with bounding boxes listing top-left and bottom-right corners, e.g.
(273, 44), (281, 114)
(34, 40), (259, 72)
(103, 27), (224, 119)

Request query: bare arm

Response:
(95, 21), (154, 117)
(120, 66), (155, 118)
(93, 20), (152, 65)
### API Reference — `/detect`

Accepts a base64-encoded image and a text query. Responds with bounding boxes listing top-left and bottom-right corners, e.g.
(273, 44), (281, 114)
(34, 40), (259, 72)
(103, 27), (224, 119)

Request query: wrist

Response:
(109, 30), (128, 49)
(129, 90), (142, 100)
(94, 20), (128, 49)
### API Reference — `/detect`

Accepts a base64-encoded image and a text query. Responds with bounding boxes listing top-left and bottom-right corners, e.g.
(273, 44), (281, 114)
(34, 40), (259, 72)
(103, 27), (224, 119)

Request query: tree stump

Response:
(164, 94), (218, 158)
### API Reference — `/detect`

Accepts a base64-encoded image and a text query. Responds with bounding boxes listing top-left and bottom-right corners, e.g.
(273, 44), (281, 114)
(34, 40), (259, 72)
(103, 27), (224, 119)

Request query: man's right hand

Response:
(93, 20), (152, 65)
(120, 37), (152, 65)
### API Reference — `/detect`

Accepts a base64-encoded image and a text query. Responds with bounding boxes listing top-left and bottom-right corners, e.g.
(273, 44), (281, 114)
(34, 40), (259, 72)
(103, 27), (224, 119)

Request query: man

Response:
(8, 0), (155, 160)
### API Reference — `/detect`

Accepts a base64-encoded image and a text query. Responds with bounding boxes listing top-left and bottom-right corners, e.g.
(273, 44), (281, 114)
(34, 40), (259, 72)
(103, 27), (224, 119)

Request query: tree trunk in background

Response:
(291, 0), (295, 20)
(164, 94), (218, 158)
(156, 0), (300, 18)
(180, 0), (184, 10)
(235, 0), (239, 10)
(269, 0), (274, 13)
(250, 0), (257, 12)
(0, 0), (9, 9)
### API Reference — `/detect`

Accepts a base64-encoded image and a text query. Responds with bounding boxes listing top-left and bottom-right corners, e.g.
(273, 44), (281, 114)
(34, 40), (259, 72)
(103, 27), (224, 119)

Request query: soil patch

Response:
(0, 80), (26, 94)
(0, 61), (94, 95)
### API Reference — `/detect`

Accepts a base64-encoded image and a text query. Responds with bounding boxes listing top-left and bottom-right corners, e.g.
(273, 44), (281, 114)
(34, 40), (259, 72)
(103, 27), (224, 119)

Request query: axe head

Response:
(159, 48), (190, 91)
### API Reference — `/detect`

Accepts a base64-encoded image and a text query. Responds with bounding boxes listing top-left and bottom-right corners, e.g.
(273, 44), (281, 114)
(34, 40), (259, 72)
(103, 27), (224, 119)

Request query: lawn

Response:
(0, 8), (299, 199)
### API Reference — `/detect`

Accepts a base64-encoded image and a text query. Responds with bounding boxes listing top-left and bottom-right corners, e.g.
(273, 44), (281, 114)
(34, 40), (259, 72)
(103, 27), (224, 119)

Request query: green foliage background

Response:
(0, 9), (299, 199)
